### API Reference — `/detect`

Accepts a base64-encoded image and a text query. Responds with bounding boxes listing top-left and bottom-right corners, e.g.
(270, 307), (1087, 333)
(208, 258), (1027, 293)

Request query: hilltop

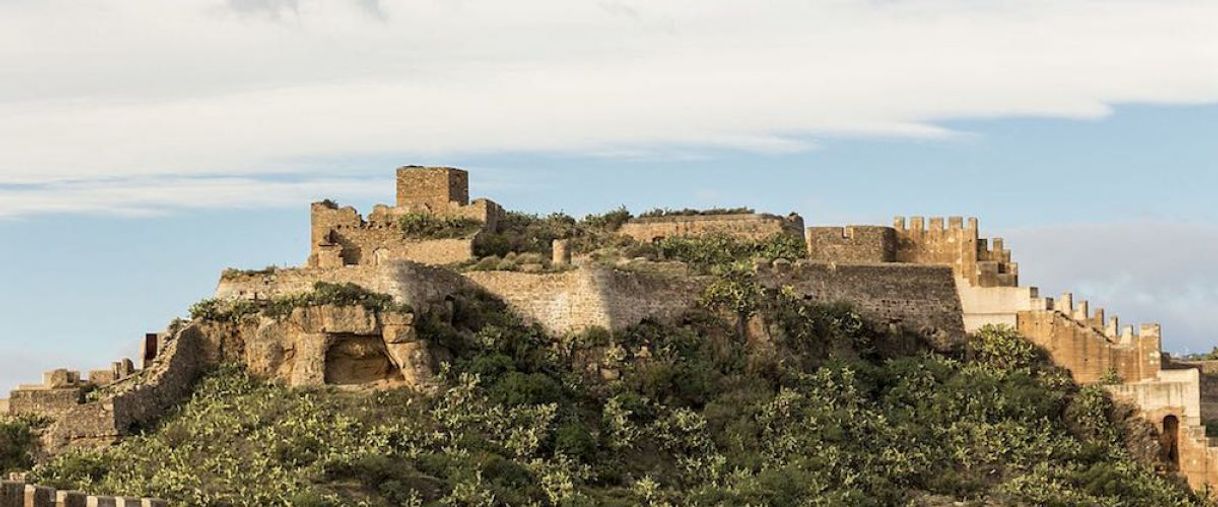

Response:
(2, 166), (1216, 506)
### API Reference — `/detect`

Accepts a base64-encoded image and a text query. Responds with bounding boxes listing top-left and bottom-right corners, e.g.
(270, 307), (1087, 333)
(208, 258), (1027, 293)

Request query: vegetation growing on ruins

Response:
(0, 414), (46, 475)
(473, 208), (634, 259)
(188, 282), (411, 323)
(637, 207), (756, 218)
(30, 285), (1206, 506)
(398, 212), (483, 239)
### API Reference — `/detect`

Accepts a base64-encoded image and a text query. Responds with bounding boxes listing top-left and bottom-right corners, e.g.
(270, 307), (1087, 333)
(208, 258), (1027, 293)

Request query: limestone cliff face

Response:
(193, 305), (439, 389)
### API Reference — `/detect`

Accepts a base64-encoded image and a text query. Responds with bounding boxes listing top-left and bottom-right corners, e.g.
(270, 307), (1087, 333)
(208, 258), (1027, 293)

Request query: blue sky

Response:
(1, 0), (1217, 392)
(2, 103), (1215, 393)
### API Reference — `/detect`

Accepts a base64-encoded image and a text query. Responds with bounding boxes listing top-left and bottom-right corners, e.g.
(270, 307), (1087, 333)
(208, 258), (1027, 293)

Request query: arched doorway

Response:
(1161, 415), (1180, 470)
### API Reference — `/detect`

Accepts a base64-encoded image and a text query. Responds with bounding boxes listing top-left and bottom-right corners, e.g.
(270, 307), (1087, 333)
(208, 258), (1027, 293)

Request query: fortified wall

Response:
(619, 213), (805, 244)
(308, 167), (503, 268)
(808, 214), (1218, 490)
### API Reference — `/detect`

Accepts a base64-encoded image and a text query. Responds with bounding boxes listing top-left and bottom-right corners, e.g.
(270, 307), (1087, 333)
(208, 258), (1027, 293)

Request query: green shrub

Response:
(36, 290), (1207, 506)
(0, 415), (46, 475)
(637, 207), (755, 218)
(190, 282), (410, 323)
(398, 212), (482, 239)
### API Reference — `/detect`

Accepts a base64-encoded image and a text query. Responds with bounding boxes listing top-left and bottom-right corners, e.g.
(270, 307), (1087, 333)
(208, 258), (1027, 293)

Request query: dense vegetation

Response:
(29, 282), (1206, 505)
(636, 207), (756, 218)
(399, 212), (484, 239)
(1, 414), (45, 475)
(473, 208), (634, 259)
(189, 282), (411, 323)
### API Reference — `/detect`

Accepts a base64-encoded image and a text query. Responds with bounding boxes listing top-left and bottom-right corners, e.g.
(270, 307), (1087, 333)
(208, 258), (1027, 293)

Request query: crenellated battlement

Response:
(1, 474), (166, 507)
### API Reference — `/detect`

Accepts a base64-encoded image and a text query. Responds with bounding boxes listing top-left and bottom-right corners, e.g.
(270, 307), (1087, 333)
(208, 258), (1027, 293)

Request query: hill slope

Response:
(21, 282), (1206, 506)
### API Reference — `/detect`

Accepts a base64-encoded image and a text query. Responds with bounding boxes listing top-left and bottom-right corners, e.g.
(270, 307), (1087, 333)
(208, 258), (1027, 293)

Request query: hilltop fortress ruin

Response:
(5, 166), (1218, 498)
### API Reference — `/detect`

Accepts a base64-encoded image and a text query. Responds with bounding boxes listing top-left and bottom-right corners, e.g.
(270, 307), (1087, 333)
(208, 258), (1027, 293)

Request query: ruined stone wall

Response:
(618, 213), (805, 244)
(216, 262), (470, 313)
(41, 325), (205, 452)
(806, 226), (896, 263)
(0, 478), (166, 507)
(6, 388), (81, 418)
(329, 225), (475, 266)
(756, 261), (966, 347)
(308, 201), (477, 268)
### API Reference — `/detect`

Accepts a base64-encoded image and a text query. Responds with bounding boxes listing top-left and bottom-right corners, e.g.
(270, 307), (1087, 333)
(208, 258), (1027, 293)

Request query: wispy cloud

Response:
(1004, 222), (1218, 354)
(0, 177), (385, 218)
(0, 0), (1213, 193)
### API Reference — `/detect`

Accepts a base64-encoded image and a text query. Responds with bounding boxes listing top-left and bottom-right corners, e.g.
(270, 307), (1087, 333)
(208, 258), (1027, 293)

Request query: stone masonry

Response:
(307, 166), (503, 268)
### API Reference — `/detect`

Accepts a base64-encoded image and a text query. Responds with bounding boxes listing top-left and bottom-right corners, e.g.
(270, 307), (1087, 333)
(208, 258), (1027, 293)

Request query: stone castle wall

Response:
(756, 260), (967, 348)
(463, 265), (706, 335)
(618, 213), (805, 244)
(807, 216), (1018, 288)
(805, 226), (896, 263)
(1017, 308), (1162, 384)
(216, 262), (469, 312)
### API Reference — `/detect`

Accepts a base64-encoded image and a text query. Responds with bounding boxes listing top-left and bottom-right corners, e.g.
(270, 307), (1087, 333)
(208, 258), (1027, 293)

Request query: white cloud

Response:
(0, 177), (384, 218)
(0, 0), (1214, 189)
(1004, 222), (1218, 354)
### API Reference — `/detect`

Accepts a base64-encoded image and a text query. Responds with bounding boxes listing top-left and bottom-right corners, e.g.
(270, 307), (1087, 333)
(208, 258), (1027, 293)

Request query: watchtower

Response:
(396, 166), (469, 212)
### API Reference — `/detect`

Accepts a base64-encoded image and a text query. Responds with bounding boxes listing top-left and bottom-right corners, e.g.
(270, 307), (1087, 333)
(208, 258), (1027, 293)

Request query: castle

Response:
(5, 166), (1218, 499)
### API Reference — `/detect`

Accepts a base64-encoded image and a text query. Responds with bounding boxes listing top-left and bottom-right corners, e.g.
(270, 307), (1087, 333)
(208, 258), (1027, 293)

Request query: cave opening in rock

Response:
(323, 334), (400, 385)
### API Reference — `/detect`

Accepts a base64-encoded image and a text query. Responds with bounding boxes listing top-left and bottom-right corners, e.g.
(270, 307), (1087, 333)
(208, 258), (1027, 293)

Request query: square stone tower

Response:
(396, 166), (469, 212)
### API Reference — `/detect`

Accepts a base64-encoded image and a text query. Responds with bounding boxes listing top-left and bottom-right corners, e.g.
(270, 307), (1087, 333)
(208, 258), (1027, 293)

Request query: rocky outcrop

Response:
(195, 304), (440, 389)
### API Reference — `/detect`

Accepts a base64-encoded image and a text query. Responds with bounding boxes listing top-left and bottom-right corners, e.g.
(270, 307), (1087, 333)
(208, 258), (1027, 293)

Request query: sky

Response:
(1, 0), (1216, 393)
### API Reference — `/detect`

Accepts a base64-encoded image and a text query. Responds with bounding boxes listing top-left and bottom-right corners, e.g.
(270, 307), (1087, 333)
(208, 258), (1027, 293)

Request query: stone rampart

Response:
(1014, 293), (1162, 384)
(463, 265), (705, 335)
(808, 217), (1017, 288)
(756, 260), (966, 348)
(0, 477), (166, 507)
(805, 226), (896, 263)
(618, 213), (805, 244)
(216, 262), (469, 312)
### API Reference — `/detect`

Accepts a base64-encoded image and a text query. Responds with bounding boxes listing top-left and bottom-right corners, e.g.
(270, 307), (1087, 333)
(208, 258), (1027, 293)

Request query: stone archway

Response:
(1162, 415), (1180, 471)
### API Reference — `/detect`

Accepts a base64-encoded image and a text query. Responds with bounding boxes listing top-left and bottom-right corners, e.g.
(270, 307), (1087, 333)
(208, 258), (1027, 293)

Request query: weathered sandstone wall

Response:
(618, 213), (804, 243)
(756, 261), (966, 348)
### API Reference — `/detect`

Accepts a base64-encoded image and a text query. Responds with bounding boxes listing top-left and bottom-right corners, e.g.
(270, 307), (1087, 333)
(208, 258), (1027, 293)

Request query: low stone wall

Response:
(6, 388), (81, 418)
(0, 478), (166, 507)
(756, 261), (966, 348)
(618, 213), (804, 243)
